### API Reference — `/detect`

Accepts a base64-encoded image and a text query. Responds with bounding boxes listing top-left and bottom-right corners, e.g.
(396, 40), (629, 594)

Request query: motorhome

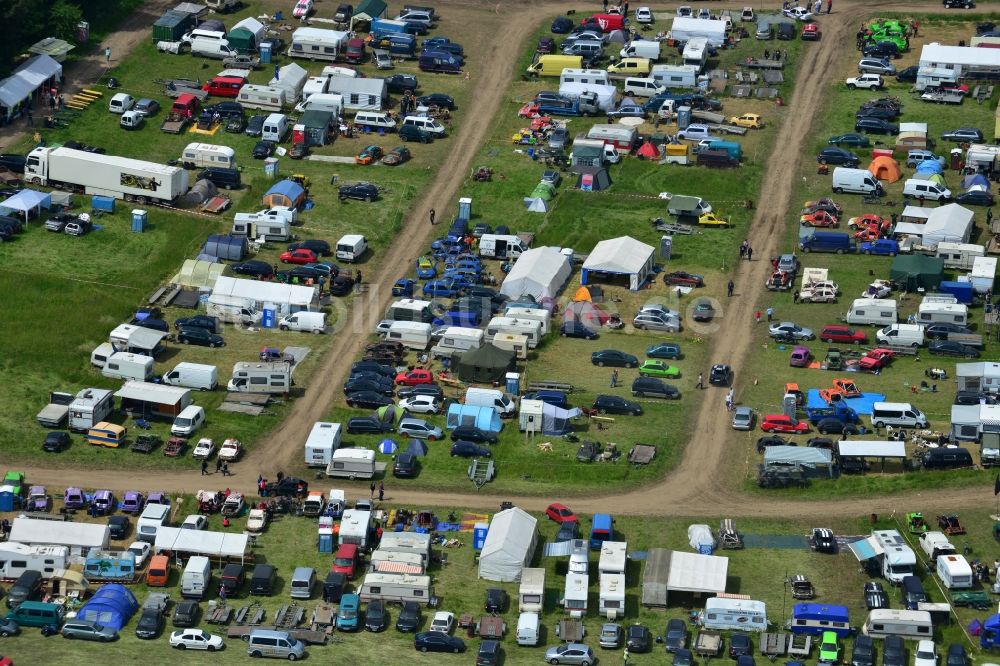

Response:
(101, 352), (154, 382)
(378, 532), (432, 563)
(386, 321), (433, 350)
(917, 301), (969, 327)
(862, 609), (933, 639)
(851, 530), (916, 584)
(324, 447), (376, 479)
(338, 509), (373, 550)
(465, 387), (516, 417)
(503, 307), (551, 336)
(180, 142), (236, 170)
(700, 597), (769, 632)
(0, 543), (69, 579)
(68, 388), (114, 432)
(599, 573), (626, 621)
(598, 541), (627, 576)
(431, 327), (483, 359)
(227, 362), (293, 394)
(936, 554), (973, 589)
(935, 242), (985, 270)
(162, 362), (218, 391)
(682, 37), (708, 71)
(518, 568), (545, 613)
(304, 421), (342, 467)
(562, 572), (589, 618)
(845, 298), (898, 326)
(358, 573), (433, 604)
(485, 316), (542, 348)
(790, 603), (851, 637)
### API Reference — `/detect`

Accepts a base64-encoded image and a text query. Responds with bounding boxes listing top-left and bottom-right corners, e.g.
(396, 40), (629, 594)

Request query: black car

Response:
(807, 437), (834, 450)
(43, 431), (71, 453)
(756, 435), (790, 454)
(415, 631), (466, 653)
(220, 563), (245, 597)
(729, 633), (751, 659)
(896, 65), (919, 82)
(665, 618), (687, 653)
(386, 74), (419, 93)
(231, 260), (274, 278)
(817, 147), (860, 167)
(346, 390), (394, 409)
(776, 21), (795, 39)
(929, 340), (980, 358)
(416, 93), (455, 110)
(339, 181), (380, 202)
(855, 106), (898, 120)
(244, 114), (266, 137)
(177, 326), (225, 348)
(883, 635), (906, 666)
(709, 364), (733, 386)
(366, 600), (388, 631)
(396, 601), (421, 632)
(0, 153), (26, 173)
(560, 321), (599, 339)
(265, 476), (308, 497)
(852, 634), (876, 666)
(252, 140), (276, 159)
(944, 0), (975, 6)
(956, 189), (995, 206)
(344, 379), (394, 396)
(593, 394), (642, 416)
(811, 528), (837, 553)
(941, 127), (983, 142)
(345, 391), (399, 425)
(349, 370), (395, 386)
(551, 16), (573, 33)
(63, 140), (106, 154)
(288, 239), (332, 256)
(537, 37), (556, 53)
(393, 452), (419, 478)
(816, 418), (859, 435)
(134, 608), (164, 639)
(484, 588), (508, 614)
(924, 322), (972, 340)
(174, 315), (219, 332)
(399, 384), (446, 400)
(955, 390), (997, 406)
(591, 349), (638, 367)
(352, 361), (394, 378)
(328, 274), (355, 296)
(172, 600), (199, 627)
(946, 644), (967, 666)
(855, 117), (899, 135)
(108, 515), (130, 540)
(863, 581), (889, 610)
(626, 624), (652, 653)
(862, 40), (901, 59)
(451, 441), (491, 458)
(450, 425), (497, 443)
(278, 266), (330, 284)
(334, 3), (354, 21)
(675, 649), (694, 666)
(203, 101), (244, 120)
(477, 639), (501, 666)
(576, 441), (599, 462)
(555, 520), (580, 542)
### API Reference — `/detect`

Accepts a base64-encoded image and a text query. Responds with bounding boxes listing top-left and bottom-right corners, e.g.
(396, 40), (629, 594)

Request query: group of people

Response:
(739, 240), (755, 261)
(369, 480), (385, 501)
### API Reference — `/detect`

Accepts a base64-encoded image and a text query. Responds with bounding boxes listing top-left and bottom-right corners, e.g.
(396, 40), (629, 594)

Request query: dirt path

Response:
(11, 0), (992, 520)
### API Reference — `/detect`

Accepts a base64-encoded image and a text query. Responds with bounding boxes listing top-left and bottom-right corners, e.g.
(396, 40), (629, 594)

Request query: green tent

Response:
(530, 182), (555, 201)
(890, 254), (944, 292)
(227, 28), (255, 54)
(457, 344), (515, 384)
(351, 0), (388, 28)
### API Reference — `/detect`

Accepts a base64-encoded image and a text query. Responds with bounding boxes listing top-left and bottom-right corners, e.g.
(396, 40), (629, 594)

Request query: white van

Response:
(871, 402), (928, 429)
(279, 311), (326, 334)
(465, 387), (516, 416)
(162, 362), (218, 391)
(401, 115), (446, 136)
(108, 93), (135, 114)
(102, 352), (154, 381)
(190, 36), (237, 59)
(516, 612), (541, 646)
(387, 321), (432, 350)
(845, 298), (898, 326)
(180, 143), (236, 170)
(623, 76), (666, 97)
(620, 40), (661, 60)
(918, 531), (956, 561)
(917, 301), (968, 326)
(236, 84), (287, 112)
(863, 609), (933, 640)
(262, 113), (289, 142)
(137, 503), (171, 543)
(354, 111), (396, 131)
(325, 447), (376, 480)
(336, 234), (368, 262)
(559, 68), (611, 86)
(171, 405), (206, 436)
(876, 323), (924, 347)
(181, 555), (212, 599)
(903, 178), (951, 201)
(294, 93), (343, 115)
(184, 28), (226, 43)
(937, 554), (973, 589)
(832, 167), (884, 196)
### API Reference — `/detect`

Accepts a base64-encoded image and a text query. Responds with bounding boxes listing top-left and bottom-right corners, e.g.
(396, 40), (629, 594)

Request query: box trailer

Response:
(227, 362), (292, 394)
(288, 27), (349, 62)
(324, 447), (375, 479)
(304, 421), (342, 467)
(518, 568), (545, 613)
(359, 573), (433, 604)
(24, 147), (188, 204)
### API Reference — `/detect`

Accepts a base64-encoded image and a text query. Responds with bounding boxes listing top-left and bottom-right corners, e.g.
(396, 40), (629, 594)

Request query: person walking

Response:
(987, 208), (994, 226)
(105, 47), (112, 64)
(369, 481), (376, 499)
(726, 388), (735, 411)
(429, 208), (436, 225)
(216, 458), (223, 473)
(826, 0), (832, 13)
(727, 280), (734, 297)
(222, 462), (230, 477)
(766, 306), (774, 322)
(201, 460), (209, 475)
(747, 246), (754, 261)
(755, 310), (762, 324)
(610, 369), (618, 388)
(378, 481), (384, 502)
(623, 647), (630, 666)
(696, 373), (704, 389)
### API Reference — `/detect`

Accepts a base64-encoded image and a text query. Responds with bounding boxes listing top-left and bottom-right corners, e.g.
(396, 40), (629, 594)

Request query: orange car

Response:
(355, 145), (384, 165)
(800, 210), (839, 228)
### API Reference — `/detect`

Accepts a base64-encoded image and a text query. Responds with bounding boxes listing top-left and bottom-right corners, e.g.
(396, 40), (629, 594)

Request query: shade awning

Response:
(848, 535), (884, 561)
(763, 446), (832, 467)
(836, 440), (907, 458)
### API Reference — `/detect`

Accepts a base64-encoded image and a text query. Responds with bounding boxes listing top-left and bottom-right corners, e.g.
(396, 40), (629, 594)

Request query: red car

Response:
(801, 23), (820, 40)
(858, 348), (894, 372)
(800, 210), (839, 228)
(663, 271), (704, 287)
(332, 543), (360, 579)
(545, 503), (576, 523)
(395, 369), (434, 386)
(761, 414), (810, 434)
(279, 248), (318, 265)
(819, 325), (868, 345)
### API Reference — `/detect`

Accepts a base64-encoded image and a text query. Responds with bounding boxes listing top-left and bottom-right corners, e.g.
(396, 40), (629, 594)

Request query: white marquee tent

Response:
(478, 507), (538, 582)
(212, 276), (318, 315)
(155, 526), (250, 562)
(499, 247), (572, 300)
(668, 17), (727, 46)
(9, 516), (110, 555)
(582, 236), (655, 291)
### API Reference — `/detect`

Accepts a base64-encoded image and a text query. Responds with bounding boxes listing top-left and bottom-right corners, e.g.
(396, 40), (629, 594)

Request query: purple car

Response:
(92, 489), (115, 515)
(790, 346), (812, 368)
(147, 491), (170, 506)
(27, 486), (51, 512)
(64, 486), (86, 509)
(121, 491), (145, 514)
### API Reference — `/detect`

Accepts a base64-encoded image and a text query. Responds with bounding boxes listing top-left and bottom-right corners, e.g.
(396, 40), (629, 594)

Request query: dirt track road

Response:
(10, 0), (993, 519)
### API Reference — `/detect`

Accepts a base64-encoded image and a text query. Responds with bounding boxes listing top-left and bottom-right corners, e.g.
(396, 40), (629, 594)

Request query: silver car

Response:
(768, 321), (814, 340)
(398, 418), (444, 441)
(633, 313), (680, 333)
(61, 620), (118, 642)
(732, 406), (755, 431)
(544, 642), (596, 665)
(858, 58), (896, 75)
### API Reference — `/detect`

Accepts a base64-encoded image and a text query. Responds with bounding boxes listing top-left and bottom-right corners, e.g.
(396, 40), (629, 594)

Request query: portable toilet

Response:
(131, 209), (147, 233)
(473, 522), (489, 550)
(264, 157), (279, 179)
(676, 105), (692, 129)
(505, 372), (521, 395)
(660, 236), (673, 260)
(0, 485), (15, 511)
(318, 527), (334, 553)
(259, 40), (272, 64)
(458, 197), (472, 219)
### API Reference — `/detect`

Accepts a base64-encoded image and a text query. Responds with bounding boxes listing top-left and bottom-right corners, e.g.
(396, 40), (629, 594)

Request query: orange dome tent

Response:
(867, 155), (902, 183)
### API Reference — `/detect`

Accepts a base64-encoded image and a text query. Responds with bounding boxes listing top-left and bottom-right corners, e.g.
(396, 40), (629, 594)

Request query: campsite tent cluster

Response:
(0, 54), (62, 124)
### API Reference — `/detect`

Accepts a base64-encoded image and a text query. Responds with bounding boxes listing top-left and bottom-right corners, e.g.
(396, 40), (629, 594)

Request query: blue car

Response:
(441, 273), (479, 289)
(430, 237), (464, 252)
(416, 261), (439, 279)
(445, 260), (482, 273)
(647, 343), (682, 359)
(860, 239), (899, 256)
(423, 279), (463, 298)
(337, 594), (361, 631)
(392, 278), (416, 297)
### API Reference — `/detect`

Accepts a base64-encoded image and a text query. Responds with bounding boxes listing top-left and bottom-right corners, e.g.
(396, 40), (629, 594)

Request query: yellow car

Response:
(729, 113), (764, 129)
(607, 57), (652, 76)
(698, 212), (730, 227)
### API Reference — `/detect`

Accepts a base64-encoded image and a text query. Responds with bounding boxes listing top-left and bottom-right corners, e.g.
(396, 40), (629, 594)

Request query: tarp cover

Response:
(478, 507), (538, 582)
(687, 524), (715, 551)
(847, 535), (884, 561)
(262, 179), (306, 209)
(212, 275), (317, 312)
(76, 584), (138, 631)
(582, 236), (655, 291)
(500, 247), (572, 300)
(154, 526), (249, 559)
(669, 17), (727, 46)
(763, 446), (833, 467)
(114, 381), (191, 407)
(890, 254), (944, 291)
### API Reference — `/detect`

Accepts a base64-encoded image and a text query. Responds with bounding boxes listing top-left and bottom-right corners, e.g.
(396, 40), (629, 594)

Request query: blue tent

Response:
(445, 403), (502, 433)
(962, 173), (990, 190)
(378, 438), (397, 454)
(262, 179), (305, 209)
(202, 234), (248, 261)
(915, 159), (943, 175)
(76, 584), (138, 631)
(405, 438), (429, 457)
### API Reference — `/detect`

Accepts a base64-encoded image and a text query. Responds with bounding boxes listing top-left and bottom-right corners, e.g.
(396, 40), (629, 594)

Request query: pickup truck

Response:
(537, 91), (601, 116)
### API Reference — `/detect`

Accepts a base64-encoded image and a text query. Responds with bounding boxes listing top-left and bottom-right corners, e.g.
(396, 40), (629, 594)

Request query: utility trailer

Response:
(131, 435), (162, 454)
(205, 601), (234, 624)
(36, 391), (73, 428)
(788, 633), (812, 658)
(162, 78), (209, 100)
(694, 630), (723, 658)
(920, 89), (965, 105)
(160, 113), (191, 134)
(761, 633), (789, 659)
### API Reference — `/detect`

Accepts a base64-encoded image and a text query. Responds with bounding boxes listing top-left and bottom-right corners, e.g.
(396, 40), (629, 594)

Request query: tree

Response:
(50, 1), (84, 43)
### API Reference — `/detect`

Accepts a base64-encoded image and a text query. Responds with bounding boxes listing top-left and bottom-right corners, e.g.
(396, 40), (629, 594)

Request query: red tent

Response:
(636, 141), (659, 159)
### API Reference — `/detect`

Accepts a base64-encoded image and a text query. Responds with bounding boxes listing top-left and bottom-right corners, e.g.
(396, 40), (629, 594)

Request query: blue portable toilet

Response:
(131, 209), (147, 233)
(0, 485), (15, 511)
(264, 157), (279, 179)
(259, 41), (272, 64)
(473, 522), (489, 550)
(458, 197), (472, 220)
(318, 527), (333, 553)
(676, 105), (692, 129)
(505, 372), (520, 395)
(261, 306), (277, 328)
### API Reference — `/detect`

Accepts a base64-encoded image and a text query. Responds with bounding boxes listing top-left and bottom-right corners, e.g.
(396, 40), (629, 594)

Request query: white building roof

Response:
(920, 43), (1000, 68)
(9, 516), (110, 549)
(154, 526), (249, 560)
(583, 236), (655, 275)
(666, 550), (728, 594)
(212, 275), (316, 308)
(500, 247), (572, 300)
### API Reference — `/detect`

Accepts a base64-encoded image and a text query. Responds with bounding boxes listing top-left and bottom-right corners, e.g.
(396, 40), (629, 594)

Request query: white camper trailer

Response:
(369, 550), (425, 575)
(485, 316), (542, 348)
(431, 327), (483, 359)
(288, 27), (349, 62)
(386, 321), (433, 350)
(180, 143), (236, 170)
(68, 388), (114, 432)
(845, 298), (898, 326)
(503, 307), (551, 335)
(236, 85), (287, 112)
(378, 532), (432, 563)
(917, 301), (968, 327)
(598, 542), (627, 576)
(862, 609), (932, 640)
(701, 598), (769, 632)
(325, 447), (376, 479)
(935, 242), (985, 270)
(599, 572), (626, 620)
(491, 333), (529, 359)
(304, 421), (342, 467)
(936, 554), (973, 589)
(338, 509), (372, 549)
(101, 352), (154, 382)
(518, 568), (546, 613)
(359, 573), (433, 604)
(562, 572), (589, 618)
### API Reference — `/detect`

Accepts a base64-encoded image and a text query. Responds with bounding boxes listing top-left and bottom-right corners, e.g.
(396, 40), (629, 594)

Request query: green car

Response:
(638, 360), (680, 378)
(828, 133), (870, 148)
(819, 631), (839, 663)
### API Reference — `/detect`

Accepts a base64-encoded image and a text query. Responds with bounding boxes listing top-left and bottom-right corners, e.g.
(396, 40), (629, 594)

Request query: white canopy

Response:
(666, 550), (729, 594)
(500, 247), (572, 300)
(669, 17), (727, 46)
(114, 381), (191, 407)
(582, 236), (655, 291)
(1, 189), (51, 221)
(232, 16), (266, 41)
(269, 62), (308, 103)
(212, 275), (317, 314)
(836, 440), (907, 458)
(478, 507), (538, 582)
(154, 526), (249, 561)
(922, 203), (974, 245)
(0, 55), (62, 114)
(10, 516), (109, 551)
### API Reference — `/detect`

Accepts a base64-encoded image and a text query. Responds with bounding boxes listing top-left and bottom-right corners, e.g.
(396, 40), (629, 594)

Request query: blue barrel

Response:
(259, 41), (271, 64)
(131, 209), (147, 233)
